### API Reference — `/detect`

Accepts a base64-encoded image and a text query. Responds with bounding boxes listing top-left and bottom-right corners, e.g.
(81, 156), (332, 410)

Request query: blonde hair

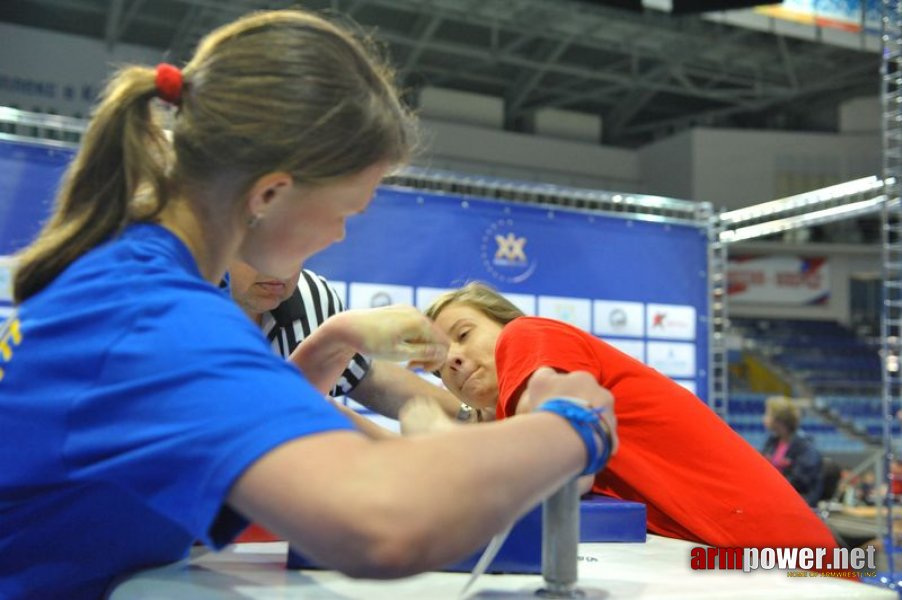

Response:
(425, 282), (524, 326)
(766, 396), (800, 433)
(15, 9), (416, 303)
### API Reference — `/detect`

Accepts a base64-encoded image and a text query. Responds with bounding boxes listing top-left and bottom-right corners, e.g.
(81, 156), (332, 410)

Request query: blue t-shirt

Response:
(0, 224), (354, 600)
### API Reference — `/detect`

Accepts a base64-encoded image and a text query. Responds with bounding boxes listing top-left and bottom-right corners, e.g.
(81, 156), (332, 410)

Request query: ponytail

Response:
(13, 66), (173, 303)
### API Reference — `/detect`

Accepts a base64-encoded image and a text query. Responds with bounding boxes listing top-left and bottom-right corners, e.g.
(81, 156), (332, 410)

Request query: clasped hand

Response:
(518, 367), (619, 456)
(338, 305), (449, 371)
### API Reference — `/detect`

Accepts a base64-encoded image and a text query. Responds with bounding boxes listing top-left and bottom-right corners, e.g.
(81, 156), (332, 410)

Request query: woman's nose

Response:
(446, 347), (464, 370)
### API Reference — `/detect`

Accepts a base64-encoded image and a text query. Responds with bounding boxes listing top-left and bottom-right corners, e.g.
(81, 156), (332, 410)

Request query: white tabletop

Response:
(109, 535), (897, 599)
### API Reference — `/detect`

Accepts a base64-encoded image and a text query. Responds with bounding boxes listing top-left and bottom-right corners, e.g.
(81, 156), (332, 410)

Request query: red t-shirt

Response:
(495, 316), (837, 549)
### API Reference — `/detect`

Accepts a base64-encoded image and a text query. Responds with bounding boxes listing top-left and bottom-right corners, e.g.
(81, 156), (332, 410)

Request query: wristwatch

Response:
(456, 402), (475, 422)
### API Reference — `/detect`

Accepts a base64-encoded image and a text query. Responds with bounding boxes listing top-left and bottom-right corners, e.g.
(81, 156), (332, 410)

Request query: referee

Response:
(228, 260), (473, 422)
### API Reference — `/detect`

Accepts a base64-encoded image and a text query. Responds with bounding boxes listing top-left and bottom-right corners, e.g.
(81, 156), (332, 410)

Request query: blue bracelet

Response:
(536, 398), (612, 477)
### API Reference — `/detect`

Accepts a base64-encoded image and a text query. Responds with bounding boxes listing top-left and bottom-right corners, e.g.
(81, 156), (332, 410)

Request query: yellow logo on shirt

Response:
(0, 315), (22, 382)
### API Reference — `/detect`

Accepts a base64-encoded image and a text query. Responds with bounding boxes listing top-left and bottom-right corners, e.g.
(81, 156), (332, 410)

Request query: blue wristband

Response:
(536, 398), (612, 477)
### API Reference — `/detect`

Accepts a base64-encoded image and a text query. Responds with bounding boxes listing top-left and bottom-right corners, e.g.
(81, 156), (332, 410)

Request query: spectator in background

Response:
(847, 471), (877, 506)
(762, 396), (824, 506)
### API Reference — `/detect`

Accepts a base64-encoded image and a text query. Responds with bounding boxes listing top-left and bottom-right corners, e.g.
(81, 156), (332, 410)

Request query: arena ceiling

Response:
(0, 0), (881, 148)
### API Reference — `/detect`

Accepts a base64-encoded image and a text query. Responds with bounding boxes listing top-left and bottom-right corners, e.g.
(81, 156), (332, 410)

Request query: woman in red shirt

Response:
(425, 282), (837, 550)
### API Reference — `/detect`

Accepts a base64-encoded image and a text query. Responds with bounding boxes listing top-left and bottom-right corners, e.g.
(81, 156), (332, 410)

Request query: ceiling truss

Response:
(0, 0), (879, 147)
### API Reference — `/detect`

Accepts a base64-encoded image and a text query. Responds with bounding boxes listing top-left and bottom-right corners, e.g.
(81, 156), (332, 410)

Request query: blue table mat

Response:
(286, 494), (646, 575)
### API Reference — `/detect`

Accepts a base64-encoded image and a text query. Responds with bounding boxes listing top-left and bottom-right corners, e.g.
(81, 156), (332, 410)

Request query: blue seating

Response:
(725, 391), (870, 454)
(721, 315), (889, 453)
(729, 317), (882, 397)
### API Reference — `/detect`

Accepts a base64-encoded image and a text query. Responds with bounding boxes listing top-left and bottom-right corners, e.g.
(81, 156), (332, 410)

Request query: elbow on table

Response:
(324, 505), (452, 579)
(337, 535), (434, 579)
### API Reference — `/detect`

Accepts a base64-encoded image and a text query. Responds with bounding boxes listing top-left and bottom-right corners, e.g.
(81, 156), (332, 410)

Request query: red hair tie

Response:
(155, 63), (183, 106)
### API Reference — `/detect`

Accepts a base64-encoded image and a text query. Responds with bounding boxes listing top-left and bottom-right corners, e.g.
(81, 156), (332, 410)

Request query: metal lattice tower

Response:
(706, 205), (729, 418)
(881, 0), (902, 587)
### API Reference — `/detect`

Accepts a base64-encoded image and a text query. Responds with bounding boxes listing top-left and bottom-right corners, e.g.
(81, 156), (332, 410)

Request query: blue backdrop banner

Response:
(306, 186), (710, 399)
(0, 139), (73, 255)
(0, 139), (709, 398)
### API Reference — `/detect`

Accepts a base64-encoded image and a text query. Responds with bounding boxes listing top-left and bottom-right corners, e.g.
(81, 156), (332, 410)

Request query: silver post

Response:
(537, 479), (582, 598)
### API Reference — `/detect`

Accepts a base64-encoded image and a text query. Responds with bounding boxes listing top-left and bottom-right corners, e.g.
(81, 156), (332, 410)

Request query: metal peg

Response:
(537, 480), (582, 598)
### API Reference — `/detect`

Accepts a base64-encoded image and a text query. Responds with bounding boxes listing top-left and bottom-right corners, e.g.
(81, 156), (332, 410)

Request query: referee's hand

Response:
(341, 305), (450, 371)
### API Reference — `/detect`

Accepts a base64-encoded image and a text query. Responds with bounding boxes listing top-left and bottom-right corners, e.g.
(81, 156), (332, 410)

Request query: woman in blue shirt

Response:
(0, 8), (616, 600)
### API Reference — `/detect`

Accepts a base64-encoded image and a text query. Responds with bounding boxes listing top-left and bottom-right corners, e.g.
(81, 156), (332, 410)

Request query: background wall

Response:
(691, 128), (881, 209)
(0, 22), (162, 118)
(419, 118), (639, 191)
(637, 130), (695, 201)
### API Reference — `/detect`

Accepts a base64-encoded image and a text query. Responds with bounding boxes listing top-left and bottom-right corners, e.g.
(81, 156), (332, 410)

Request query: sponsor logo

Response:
(609, 308), (627, 329)
(481, 219), (538, 283)
(593, 300), (644, 338)
(538, 296), (591, 331)
(348, 283), (413, 310)
(646, 342), (695, 377)
(646, 304), (696, 340)
(370, 291), (392, 308)
(650, 311), (692, 332)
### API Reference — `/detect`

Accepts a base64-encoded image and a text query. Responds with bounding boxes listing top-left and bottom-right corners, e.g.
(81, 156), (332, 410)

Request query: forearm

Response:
(346, 414), (587, 575)
(287, 313), (357, 394)
(230, 413), (587, 579)
(330, 399), (398, 440)
(321, 415), (585, 576)
(230, 368), (615, 578)
(350, 361), (461, 420)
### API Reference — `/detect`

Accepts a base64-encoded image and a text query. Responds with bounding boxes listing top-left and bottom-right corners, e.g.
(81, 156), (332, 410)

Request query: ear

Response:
(245, 172), (295, 219)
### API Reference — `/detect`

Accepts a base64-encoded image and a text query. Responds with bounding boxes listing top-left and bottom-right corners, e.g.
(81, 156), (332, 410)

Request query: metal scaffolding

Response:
(880, 0), (902, 589)
(706, 204), (729, 419)
(709, 175), (886, 398)
(386, 165), (706, 224)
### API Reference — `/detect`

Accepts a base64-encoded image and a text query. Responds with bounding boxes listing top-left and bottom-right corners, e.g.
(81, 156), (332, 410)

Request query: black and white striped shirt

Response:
(262, 270), (371, 397)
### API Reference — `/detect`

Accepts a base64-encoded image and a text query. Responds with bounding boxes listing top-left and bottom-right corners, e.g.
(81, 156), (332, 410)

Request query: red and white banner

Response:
(727, 256), (830, 305)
